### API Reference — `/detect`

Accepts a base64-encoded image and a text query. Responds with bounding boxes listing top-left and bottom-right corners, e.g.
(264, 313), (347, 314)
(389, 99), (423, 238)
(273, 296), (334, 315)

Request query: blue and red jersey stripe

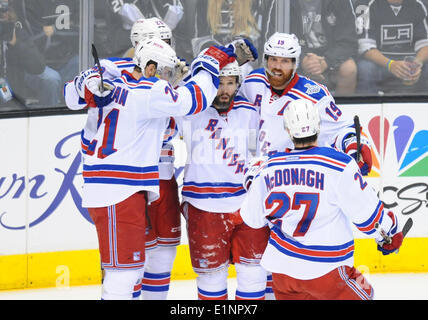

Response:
(354, 201), (384, 235)
(182, 181), (245, 199)
(83, 164), (159, 186)
(269, 226), (355, 263)
(185, 81), (207, 115)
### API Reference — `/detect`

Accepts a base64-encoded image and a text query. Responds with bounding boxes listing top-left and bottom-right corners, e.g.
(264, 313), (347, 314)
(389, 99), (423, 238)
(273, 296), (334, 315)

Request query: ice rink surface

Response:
(0, 273), (427, 300)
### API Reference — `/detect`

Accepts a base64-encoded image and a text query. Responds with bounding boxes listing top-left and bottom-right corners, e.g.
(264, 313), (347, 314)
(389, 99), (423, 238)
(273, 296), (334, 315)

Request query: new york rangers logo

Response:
(304, 84), (321, 95)
(133, 251), (141, 261)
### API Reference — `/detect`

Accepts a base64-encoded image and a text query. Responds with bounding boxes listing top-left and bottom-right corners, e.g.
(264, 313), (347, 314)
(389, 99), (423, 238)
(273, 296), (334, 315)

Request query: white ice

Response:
(0, 273), (427, 300)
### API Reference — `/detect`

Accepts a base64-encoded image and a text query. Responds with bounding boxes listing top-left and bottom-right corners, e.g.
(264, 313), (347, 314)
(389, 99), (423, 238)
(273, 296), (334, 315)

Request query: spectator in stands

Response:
(189, 0), (276, 76)
(94, 0), (143, 58)
(290, 0), (359, 95)
(94, 0), (184, 59)
(26, 0), (80, 85)
(357, 0), (428, 94)
(2, 0), (61, 108)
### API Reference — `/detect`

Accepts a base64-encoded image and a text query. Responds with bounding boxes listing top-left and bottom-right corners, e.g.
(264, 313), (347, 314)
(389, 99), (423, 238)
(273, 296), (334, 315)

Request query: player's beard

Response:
(213, 93), (234, 112)
(266, 68), (293, 89)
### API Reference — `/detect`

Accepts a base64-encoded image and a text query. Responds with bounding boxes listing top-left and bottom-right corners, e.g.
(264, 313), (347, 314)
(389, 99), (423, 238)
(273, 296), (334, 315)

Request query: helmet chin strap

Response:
(264, 63), (297, 90)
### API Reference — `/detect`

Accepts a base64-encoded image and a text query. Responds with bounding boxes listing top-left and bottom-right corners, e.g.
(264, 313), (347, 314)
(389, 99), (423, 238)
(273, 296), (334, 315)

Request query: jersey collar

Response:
(270, 74), (300, 97)
(121, 70), (139, 81)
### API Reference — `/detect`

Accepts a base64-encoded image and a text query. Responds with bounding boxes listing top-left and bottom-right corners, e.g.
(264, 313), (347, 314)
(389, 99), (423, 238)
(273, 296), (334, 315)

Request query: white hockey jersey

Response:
(240, 147), (391, 280)
(64, 68), (217, 208)
(65, 57), (177, 180)
(238, 69), (355, 156)
(176, 95), (259, 213)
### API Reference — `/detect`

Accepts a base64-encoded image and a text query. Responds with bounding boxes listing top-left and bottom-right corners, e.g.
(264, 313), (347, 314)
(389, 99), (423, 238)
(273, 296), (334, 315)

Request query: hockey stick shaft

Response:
(91, 44), (104, 93)
(402, 217), (413, 238)
(354, 115), (361, 162)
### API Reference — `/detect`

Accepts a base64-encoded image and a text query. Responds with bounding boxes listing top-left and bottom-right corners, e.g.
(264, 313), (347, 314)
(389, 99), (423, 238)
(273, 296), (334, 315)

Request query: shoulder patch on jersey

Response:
(304, 83), (321, 95)
(290, 76), (331, 102)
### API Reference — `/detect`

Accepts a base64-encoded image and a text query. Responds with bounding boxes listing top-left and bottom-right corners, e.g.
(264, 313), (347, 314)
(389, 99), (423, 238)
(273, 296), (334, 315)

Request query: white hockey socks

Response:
(141, 246), (177, 300)
(265, 273), (276, 300)
(196, 267), (228, 300)
(102, 269), (144, 300)
(235, 263), (267, 300)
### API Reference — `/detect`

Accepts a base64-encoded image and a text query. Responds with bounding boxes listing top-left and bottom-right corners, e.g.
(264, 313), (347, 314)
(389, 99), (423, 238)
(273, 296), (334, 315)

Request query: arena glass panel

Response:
(0, 0), (80, 112)
(1, 0), (427, 118)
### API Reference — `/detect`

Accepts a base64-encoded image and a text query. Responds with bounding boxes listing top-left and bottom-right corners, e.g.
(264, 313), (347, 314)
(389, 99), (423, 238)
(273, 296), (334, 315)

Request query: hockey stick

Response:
(91, 44), (104, 93)
(375, 217), (414, 245)
(354, 115), (361, 162)
(402, 217), (413, 238)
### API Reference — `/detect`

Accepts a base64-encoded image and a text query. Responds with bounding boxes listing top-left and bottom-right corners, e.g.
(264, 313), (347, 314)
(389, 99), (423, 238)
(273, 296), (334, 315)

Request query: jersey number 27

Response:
(265, 192), (319, 237)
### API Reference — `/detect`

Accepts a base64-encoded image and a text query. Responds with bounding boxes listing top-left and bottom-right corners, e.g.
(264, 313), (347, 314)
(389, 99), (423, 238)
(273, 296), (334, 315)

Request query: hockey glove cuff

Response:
(204, 45), (237, 70)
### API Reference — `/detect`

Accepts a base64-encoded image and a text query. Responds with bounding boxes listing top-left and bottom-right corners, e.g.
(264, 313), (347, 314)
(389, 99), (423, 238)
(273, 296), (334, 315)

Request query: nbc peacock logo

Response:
(366, 115), (428, 177)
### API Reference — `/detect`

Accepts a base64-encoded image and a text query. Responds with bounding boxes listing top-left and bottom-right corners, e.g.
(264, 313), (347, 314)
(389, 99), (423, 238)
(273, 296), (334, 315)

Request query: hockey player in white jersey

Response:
(240, 99), (404, 300)
(64, 37), (238, 300)
(126, 17), (185, 301)
(65, 17), (187, 300)
(238, 33), (373, 297)
(125, 18), (257, 300)
(176, 60), (269, 300)
(238, 32), (373, 177)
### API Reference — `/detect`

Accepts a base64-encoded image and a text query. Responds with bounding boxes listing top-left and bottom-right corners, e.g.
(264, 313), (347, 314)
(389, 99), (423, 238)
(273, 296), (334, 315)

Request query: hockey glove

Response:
(171, 58), (190, 88)
(74, 68), (99, 98)
(84, 77), (115, 108)
(74, 68), (115, 108)
(243, 156), (268, 191)
(204, 45), (237, 70)
(343, 134), (372, 176)
(376, 211), (403, 255)
(229, 38), (258, 66)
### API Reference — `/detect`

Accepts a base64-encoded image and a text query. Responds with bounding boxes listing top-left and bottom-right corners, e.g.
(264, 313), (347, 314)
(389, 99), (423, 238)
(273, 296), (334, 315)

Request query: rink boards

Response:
(0, 103), (427, 290)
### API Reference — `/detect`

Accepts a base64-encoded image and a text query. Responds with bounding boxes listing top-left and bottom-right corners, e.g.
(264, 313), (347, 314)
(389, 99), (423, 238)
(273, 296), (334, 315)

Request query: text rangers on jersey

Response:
(63, 37), (237, 300)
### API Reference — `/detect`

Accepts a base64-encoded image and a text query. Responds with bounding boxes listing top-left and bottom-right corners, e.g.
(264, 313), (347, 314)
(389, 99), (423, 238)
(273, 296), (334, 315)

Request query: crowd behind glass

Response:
(0, 0), (427, 111)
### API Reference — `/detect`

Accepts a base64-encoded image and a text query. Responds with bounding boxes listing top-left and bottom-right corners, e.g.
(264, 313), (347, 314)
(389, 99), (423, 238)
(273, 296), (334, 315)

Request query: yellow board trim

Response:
(0, 238), (427, 291)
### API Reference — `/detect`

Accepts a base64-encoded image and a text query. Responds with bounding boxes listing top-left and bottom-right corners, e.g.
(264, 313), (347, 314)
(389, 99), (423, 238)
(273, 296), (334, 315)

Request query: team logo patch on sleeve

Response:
(304, 83), (321, 95)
